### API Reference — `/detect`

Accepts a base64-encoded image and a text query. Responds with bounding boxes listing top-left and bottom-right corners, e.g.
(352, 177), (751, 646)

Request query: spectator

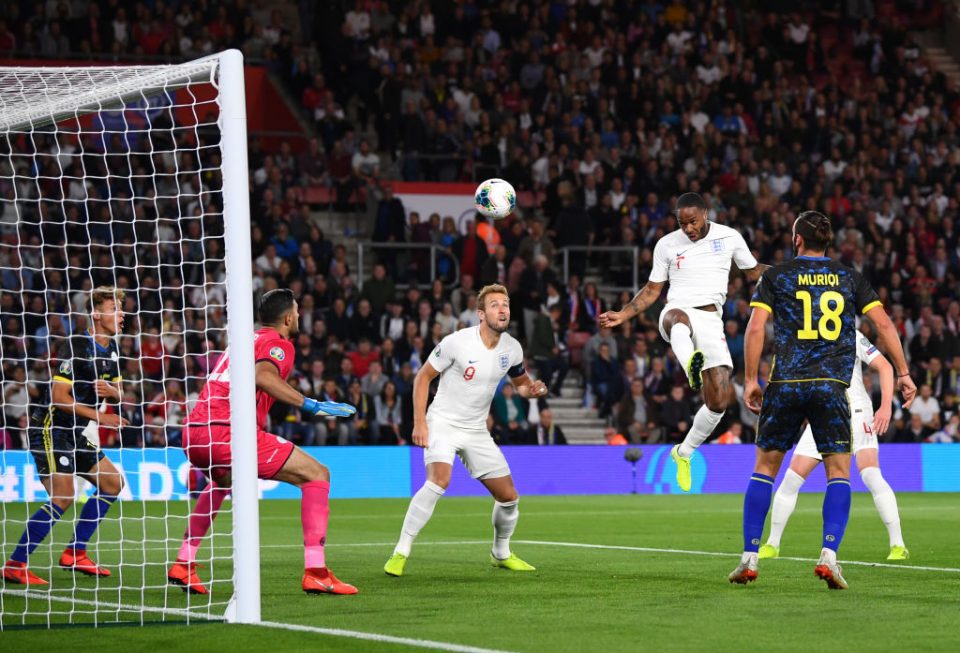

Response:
(344, 379), (373, 444)
(591, 342), (622, 419)
(724, 321), (744, 372)
(528, 304), (569, 397)
(346, 338), (379, 378)
(716, 423), (745, 444)
(372, 185), (406, 276)
(458, 294), (481, 328)
(362, 263), (396, 316)
(480, 244), (509, 287)
(352, 139), (380, 183)
(603, 426), (629, 445)
(450, 273), (476, 315)
(535, 408), (567, 445)
(896, 413), (933, 443)
(909, 385), (941, 430)
(519, 255), (558, 340)
(616, 378), (658, 444)
(451, 220), (489, 285)
(435, 303), (458, 336)
(350, 299), (380, 342)
(492, 383), (529, 444)
(372, 380), (403, 445)
(660, 385), (694, 442)
(315, 377), (350, 445)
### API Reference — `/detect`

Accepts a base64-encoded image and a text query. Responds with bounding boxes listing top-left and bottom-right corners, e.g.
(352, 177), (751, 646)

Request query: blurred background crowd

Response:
(1, 0), (958, 451)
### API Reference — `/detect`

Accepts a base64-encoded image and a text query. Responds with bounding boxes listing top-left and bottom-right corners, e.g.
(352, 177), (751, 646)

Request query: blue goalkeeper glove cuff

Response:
(303, 397), (357, 418)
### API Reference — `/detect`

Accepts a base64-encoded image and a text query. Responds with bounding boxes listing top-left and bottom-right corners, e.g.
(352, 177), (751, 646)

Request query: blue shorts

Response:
(757, 380), (852, 454)
(28, 425), (105, 476)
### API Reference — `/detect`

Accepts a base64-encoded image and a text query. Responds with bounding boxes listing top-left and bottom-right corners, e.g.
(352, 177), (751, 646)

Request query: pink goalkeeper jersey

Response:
(187, 327), (295, 430)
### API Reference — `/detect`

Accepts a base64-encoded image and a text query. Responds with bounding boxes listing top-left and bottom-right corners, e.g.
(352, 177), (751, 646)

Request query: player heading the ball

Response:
(600, 192), (768, 491)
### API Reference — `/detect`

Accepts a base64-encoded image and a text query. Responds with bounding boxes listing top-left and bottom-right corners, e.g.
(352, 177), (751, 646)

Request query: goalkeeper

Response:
(3, 287), (129, 585)
(168, 289), (359, 595)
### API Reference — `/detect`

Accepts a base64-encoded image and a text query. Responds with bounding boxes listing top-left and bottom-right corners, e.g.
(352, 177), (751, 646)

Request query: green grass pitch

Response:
(2, 493), (958, 652)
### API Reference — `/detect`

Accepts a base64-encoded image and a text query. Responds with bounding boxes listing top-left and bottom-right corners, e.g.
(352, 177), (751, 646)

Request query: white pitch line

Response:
(513, 540), (960, 573)
(256, 621), (519, 653)
(17, 539), (960, 573)
(0, 588), (518, 653)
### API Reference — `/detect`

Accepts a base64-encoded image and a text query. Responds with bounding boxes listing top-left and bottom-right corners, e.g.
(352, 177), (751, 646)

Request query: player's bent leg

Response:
(662, 309), (702, 391)
(481, 474), (535, 571)
(62, 457), (125, 577)
(168, 479), (230, 595)
(3, 473), (75, 586)
(856, 451), (908, 559)
(762, 455), (820, 558)
(731, 448), (785, 584)
(271, 446), (356, 595)
(273, 445), (329, 486)
(386, 462), (452, 577)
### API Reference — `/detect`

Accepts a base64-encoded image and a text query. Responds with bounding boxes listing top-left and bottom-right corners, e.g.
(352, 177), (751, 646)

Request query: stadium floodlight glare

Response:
(0, 50), (258, 627)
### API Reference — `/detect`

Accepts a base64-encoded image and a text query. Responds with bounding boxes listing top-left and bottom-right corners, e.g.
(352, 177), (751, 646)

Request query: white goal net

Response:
(0, 51), (259, 628)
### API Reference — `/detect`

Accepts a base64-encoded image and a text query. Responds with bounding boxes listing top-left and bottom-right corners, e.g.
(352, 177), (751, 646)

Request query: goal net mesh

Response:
(0, 57), (243, 627)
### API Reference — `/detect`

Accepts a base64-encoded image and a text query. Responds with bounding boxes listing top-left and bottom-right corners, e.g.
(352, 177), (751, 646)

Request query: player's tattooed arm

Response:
(742, 264), (771, 282)
(598, 281), (664, 328)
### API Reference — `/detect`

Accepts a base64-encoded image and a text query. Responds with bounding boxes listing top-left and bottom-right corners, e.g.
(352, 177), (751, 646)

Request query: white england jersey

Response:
(850, 332), (883, 410)
(427, 326), (525, 429)
(649, 222), (757, 308)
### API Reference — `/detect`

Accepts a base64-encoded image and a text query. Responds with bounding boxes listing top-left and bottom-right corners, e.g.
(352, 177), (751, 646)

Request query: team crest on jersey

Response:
(711, 239), (725, 253)
(499, 353), (510, 369)
(269, 346), (285, 362)
(433, 346), (441, 358)
(59, 360), (71, 375)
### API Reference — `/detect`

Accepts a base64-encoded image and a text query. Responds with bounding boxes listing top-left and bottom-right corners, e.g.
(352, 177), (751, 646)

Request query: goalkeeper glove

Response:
(302, 397), (357, 418)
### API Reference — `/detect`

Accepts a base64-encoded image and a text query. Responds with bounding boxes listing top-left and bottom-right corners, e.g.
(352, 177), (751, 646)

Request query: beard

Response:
(486, 315), (509, 333)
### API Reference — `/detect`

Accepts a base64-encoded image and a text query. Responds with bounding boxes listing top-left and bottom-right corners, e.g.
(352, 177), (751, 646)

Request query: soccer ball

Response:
(474, 178), (516, 220)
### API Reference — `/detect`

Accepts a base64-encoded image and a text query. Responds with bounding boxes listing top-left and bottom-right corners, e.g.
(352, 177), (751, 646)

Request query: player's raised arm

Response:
(254, 360), (356, 417)
(742, 263), (771, 282)
(599, 279), (665, 328)
(863, 305), (916, 409)
(411, 360), (441, 448)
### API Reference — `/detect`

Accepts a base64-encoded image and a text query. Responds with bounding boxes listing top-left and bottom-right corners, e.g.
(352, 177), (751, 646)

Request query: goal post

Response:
(0, 49), (259, 627)
(217, 49), (260, 626)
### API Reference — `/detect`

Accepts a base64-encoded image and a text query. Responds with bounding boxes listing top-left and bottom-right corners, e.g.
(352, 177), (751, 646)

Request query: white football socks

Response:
(860, 466), (905, 547)
(395, 481), (445, 557)
(492, 499), (519, 560)
(670, 323), (695, 374)
(766, 469), (806, 548)
(678, 405), (724, 458)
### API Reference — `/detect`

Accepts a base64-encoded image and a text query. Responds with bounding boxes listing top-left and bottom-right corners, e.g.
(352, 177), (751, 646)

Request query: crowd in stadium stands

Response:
(2, 1), (960, 451)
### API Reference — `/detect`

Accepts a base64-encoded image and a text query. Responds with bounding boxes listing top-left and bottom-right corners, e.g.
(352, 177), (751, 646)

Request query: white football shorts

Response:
(658, 302), (733, 371)
(424, 415), (511, 480)
(794, 404), (878, 460)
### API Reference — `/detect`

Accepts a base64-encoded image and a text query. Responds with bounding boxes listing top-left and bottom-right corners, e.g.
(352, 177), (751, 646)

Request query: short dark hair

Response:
(675, 192), (707, 212)
(259, 288), (296, 325)
(793, 211), (833, 251)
